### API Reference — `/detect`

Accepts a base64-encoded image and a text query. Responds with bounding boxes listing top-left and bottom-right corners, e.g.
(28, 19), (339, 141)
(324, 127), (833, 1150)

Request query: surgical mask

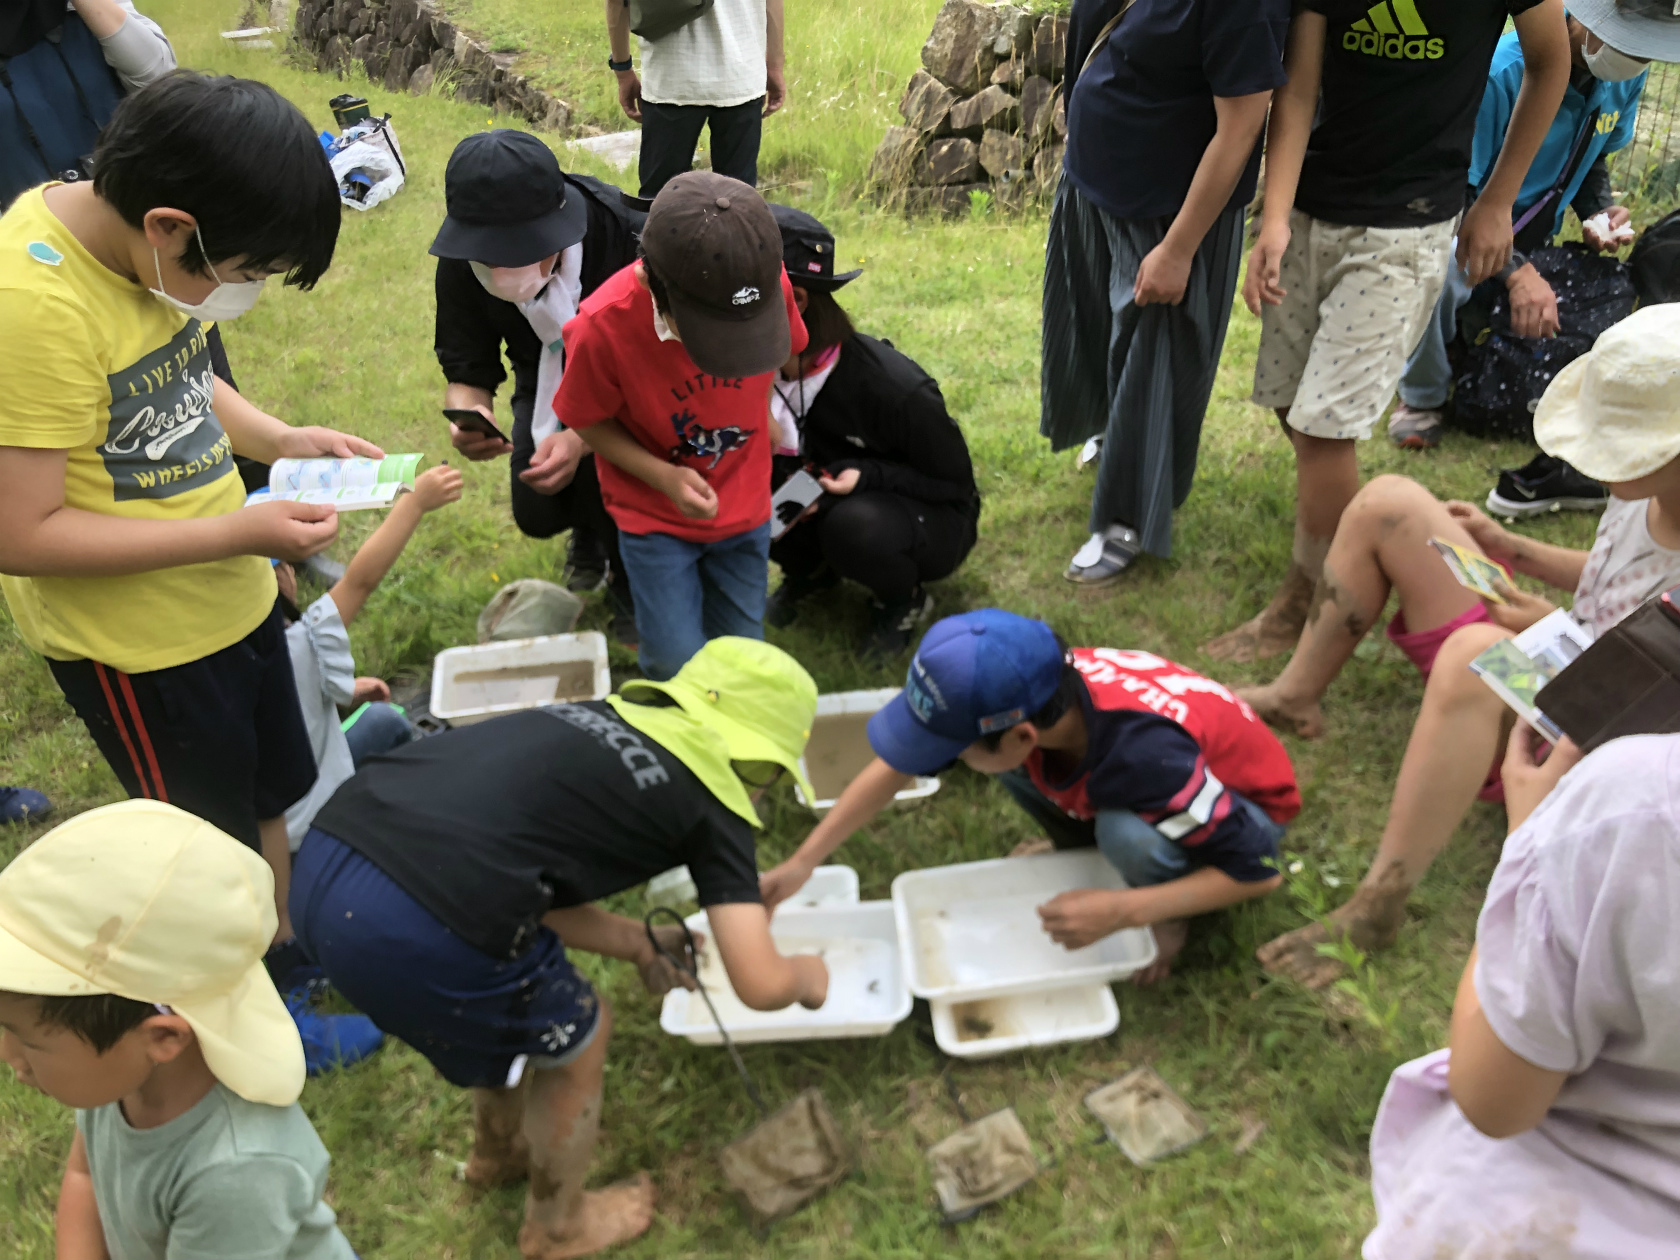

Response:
(149, 223), (266, 321)
(470, 258), (555, 304)
(1583, 34), (1649, 81)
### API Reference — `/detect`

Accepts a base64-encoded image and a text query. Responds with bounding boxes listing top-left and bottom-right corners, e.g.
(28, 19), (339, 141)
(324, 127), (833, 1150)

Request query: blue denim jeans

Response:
(616, 522), (770, 680)
(996, 768), (1285, 888)
(341, 701), (413, 769)
(1398, 251), (1474, 411)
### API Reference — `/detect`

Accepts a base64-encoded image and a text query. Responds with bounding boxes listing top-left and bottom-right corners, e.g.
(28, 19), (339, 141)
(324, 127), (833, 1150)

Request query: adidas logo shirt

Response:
(1297, 0), (1546, 228)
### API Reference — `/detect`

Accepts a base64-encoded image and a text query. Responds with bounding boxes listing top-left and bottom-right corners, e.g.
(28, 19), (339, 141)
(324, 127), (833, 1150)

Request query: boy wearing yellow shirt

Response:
(0, 74), (378, 974)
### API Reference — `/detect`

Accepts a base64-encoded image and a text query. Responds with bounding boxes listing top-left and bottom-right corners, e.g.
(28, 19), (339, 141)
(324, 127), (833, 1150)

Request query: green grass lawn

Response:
(0, 3), (1613, 1257)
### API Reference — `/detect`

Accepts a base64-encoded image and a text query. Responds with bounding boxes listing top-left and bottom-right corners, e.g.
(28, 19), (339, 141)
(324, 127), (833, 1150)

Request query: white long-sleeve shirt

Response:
(76, 1), (177, 92)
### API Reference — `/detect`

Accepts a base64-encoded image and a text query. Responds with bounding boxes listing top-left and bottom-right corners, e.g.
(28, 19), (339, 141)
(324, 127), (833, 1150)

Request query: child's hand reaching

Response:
(351, 677), (391, 706)
(411, 464), (464, 512)
(1485, 580), (1556, 633)
(1038, 888), (1137, 950)
(663, 467), (719, 520)
(1444, 501), (1520, 570)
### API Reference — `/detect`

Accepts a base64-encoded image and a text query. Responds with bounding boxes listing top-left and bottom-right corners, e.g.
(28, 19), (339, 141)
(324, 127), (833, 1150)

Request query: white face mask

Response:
(149, 223), (266, 321)
(470, 258), (555, 305)
(1583, 33), (1649, 81)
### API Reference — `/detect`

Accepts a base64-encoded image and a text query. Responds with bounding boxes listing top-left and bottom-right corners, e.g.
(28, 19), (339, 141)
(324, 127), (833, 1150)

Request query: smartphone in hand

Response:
(444, 407), (510, 445)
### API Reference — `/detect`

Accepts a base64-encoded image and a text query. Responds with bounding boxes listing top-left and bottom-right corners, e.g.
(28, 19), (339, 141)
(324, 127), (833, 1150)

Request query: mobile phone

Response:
(443, 407), (509, 445)
(769, 469), (824, 540)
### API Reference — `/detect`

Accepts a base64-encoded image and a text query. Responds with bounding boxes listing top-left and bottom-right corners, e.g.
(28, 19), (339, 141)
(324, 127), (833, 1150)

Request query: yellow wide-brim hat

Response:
(1534, 304), (1680, 484)
(0, 801), (304, 1107)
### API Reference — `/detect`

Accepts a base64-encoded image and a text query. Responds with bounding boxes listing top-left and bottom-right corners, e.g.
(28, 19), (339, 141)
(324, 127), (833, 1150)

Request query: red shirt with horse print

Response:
(555, 262), (807, 541)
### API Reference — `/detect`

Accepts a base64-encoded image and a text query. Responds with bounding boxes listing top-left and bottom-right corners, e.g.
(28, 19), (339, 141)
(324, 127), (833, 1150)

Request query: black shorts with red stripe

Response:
(49, 601), (318, 851)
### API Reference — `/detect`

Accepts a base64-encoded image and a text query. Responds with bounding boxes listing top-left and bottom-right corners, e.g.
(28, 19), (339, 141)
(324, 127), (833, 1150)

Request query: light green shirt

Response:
(76, 1082), (354, 1260)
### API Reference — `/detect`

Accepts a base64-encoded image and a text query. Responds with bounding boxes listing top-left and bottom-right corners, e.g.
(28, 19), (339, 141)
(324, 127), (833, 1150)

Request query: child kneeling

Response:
(762, 610), (1301, 981)
(0, 801), (355, 1258)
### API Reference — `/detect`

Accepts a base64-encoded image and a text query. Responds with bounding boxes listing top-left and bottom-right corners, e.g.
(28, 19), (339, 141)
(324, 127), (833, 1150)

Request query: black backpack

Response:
(1446, 243), (1635, 440)
(1629, 207), (1680, 307)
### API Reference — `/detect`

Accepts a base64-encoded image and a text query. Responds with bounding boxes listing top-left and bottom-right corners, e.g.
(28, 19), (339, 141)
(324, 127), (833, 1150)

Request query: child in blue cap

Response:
(761, 609), (1302, 982)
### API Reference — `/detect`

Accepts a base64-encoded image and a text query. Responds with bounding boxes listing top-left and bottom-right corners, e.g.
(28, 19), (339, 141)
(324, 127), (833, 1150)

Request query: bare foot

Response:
(519, 1175), (656, 1260)
(464, 1147), (529, 1187)
(1131, 918), (1188, 986)
(1008, 836), (1055, 858)
(1236, 683), (1324, 740)
(1255, 870), (1412, 990)
(1204, 564), (1317, 663)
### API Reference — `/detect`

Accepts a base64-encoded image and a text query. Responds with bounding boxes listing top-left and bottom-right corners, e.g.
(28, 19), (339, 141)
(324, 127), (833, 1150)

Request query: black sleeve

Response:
(1570, 155), (1614, 225)
(434, 258), (508, 394)
(838, 380), (977, 507)
(685, 806), (763, 906)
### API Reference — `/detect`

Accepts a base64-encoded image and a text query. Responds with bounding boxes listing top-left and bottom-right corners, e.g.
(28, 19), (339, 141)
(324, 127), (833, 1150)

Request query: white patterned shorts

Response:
(1252, 211), (1456, 440)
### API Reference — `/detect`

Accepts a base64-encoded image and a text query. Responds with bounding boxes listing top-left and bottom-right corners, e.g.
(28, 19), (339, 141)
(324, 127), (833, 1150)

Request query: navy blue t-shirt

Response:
(1064, 0), (1290, 221)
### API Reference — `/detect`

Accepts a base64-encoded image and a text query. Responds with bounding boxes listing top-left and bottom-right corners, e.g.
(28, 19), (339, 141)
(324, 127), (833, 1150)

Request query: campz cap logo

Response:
(731, 285), (759, 306)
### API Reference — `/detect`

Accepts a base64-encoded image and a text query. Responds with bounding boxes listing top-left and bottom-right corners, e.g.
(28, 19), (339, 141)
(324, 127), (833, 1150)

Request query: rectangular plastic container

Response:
(892, 850), (1158, 1002)
(929, 984), (1119, 1060)
(430, 632), (610, 727)
(659, 901), (911, 1045)
(795, 688), (940, 812)
(785, 864), (860, 909)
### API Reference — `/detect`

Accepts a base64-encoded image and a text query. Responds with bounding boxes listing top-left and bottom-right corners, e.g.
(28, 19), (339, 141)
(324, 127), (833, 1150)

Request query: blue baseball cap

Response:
(866, 609), (1066, 776)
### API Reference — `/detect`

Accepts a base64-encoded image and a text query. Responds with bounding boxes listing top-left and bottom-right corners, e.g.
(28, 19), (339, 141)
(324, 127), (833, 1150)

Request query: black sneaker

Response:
(563, 530), (608, 593)
(1486, 454), (1609, 519)
(862, 588), (935, 659)
(764, 567), (840, 629)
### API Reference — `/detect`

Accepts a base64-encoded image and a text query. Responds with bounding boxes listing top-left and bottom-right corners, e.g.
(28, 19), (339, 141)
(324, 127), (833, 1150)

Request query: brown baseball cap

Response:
(642, 172), (791, 378)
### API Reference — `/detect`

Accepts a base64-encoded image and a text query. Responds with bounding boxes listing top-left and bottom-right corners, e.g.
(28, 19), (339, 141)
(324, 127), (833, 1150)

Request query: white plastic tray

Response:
(785, 864), (860, 909)
(794, 688), (940, 812)
(930, 984), (1119, 1060)
(659, 901), (911, 1045)
(430, 632), (610, 726)
(892, 850), (1158, 1002)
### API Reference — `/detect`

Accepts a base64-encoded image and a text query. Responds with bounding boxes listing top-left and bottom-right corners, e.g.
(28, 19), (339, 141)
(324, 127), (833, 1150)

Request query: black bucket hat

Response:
(429, 130), (587, 267)
(770, 203), (862, 292)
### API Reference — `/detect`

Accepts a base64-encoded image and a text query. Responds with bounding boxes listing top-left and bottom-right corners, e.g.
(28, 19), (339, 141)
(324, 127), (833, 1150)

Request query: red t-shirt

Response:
(554, 263), (808, 542)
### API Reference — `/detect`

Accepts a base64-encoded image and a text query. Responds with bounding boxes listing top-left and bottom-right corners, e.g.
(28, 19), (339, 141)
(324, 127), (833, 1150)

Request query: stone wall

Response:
(870, 0), (1067, 214)
(291, 0), (572, 132)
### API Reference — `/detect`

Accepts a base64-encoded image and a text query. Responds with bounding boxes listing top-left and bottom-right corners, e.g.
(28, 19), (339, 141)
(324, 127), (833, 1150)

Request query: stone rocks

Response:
(1019, 75), (1054, 146)
(920, 0), (1000, 95)
(948, 83), (1017, 135)
(1030, 14), (1068, 80)
(293, 0), (572, 133)
(978, 129), (1022, 178)
(899, 69), (955, 135)
(869, 125), (923, 186)
(1034, 142), (1064, 194)
(916, 137), (981, 186)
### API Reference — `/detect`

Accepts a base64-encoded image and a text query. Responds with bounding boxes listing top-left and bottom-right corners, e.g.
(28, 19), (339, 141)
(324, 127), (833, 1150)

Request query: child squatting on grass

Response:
(1239, 303), (1680, 990)
(288, 638), (829, 1259)
(0, 801), (356, 1259)
(761, 609), (1302, 982)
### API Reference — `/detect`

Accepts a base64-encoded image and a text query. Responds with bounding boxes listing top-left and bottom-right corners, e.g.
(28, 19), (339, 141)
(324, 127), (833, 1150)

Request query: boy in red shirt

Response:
(761, 609), (1300, 982)
(557, 171), (807, 679)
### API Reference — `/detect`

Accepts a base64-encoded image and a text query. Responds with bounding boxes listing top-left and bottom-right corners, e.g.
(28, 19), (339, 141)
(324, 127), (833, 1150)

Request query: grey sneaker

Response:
(1064, 524), (1141, 587)
(1387, 403), (1443, 450)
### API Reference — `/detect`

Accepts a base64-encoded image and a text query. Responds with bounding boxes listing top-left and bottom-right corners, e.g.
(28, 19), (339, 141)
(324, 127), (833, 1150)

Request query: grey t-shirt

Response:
(77, 1082), (354, 1260)
(283, 594), (358, 851)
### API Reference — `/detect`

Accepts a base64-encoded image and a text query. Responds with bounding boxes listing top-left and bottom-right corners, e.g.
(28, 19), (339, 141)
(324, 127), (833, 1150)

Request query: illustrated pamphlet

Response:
(1468, 608), (1593, 742)
(267, 454), (423, 510)
(1430, 536), (1511, 605)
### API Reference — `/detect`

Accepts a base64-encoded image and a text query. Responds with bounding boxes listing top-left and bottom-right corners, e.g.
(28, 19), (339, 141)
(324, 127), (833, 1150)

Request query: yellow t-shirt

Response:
(0, 187), (275, 673)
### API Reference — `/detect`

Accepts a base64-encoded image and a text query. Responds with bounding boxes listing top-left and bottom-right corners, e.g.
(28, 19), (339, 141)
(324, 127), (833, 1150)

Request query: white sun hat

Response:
(1534, 304), (1680, 484)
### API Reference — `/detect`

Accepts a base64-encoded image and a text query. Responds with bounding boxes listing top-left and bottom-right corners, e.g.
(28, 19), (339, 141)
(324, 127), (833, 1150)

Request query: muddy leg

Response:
(1206, 428), (1358, 664)
(1257, 623), (1514, 989)
(516, 1000), (655, 1260)
(466, 1075), (532, 1187)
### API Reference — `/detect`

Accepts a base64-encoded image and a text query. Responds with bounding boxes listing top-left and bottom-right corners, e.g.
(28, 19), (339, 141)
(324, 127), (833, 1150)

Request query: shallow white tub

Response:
(892, 850), (1158, 1002)
(659, 901), (911, 1045)
(795, 688), (940, 812)
(930, 984), (1120, 1060)
(430, 632), (610, 726)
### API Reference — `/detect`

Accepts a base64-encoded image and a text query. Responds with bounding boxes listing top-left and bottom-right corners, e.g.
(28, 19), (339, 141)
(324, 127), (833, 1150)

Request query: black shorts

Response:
(49, 602), (317, 850)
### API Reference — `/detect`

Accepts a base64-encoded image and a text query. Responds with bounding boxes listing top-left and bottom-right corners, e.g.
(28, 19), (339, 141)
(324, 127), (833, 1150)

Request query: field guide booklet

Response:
(1468, 608), (1593, 742)
(267, 454), (423, 509)
(1430, 536), (1510, 604)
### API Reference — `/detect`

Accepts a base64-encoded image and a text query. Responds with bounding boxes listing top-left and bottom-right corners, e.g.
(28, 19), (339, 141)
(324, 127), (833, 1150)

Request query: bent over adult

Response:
(763, 205), (980, 657)
(1041, 0), (1287, 585)
(434, 130), (642, 636)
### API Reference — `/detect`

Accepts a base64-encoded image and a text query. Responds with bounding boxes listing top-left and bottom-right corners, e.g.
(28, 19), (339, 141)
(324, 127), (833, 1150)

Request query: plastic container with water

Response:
(429, 632), (610, 726)
(659, 901), (911, 1044)
(892, 849), (1157, 1003)
(795, 689), (941, 812)
(929, 985), (1120, 1060)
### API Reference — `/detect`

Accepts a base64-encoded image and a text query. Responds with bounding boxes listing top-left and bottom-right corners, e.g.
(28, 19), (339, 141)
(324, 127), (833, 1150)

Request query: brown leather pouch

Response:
(1536, 585), (1680, 752)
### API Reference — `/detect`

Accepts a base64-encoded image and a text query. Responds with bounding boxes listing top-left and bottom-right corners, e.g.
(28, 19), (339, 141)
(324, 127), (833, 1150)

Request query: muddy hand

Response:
(638, 923), (701, 996)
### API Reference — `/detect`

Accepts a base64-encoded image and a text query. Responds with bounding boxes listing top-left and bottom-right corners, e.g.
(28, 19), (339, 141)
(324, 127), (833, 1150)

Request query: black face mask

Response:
(0, 0), (70, 58)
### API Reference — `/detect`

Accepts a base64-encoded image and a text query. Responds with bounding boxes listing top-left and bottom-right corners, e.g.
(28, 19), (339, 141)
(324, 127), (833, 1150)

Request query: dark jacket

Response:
(1, 12), (124, 209)
(790, 333), (980, 519)
(433, 174), (642, 417)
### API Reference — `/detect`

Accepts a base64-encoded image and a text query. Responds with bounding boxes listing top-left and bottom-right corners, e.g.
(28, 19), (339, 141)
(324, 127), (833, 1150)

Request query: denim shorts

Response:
(291, 829), (600, 1089)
